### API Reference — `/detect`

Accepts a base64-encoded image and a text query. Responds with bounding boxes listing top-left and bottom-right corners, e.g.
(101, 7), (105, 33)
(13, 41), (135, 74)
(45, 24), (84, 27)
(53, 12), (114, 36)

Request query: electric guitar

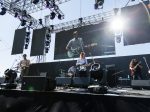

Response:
(67, 43), (97, 58)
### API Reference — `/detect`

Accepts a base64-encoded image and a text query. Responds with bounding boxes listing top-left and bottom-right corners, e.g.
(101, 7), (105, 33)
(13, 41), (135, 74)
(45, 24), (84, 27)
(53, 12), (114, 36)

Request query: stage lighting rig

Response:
(44, 28), (51, 53)
(24, 31), (30, 49)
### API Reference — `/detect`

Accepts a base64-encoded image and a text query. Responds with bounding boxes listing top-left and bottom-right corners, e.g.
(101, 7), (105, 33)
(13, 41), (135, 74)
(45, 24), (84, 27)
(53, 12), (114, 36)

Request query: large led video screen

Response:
(122, 2), (150, 45)
(54, 22), (116, 59)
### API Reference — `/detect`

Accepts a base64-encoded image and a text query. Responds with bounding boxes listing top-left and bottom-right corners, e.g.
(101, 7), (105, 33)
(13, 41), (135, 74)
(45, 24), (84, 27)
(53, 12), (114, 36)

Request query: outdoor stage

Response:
(0, 87), (150, 112)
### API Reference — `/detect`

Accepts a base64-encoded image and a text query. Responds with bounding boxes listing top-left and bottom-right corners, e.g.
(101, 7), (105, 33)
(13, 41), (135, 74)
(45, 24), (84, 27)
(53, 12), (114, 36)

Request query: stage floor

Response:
(54, 86), (150, 98)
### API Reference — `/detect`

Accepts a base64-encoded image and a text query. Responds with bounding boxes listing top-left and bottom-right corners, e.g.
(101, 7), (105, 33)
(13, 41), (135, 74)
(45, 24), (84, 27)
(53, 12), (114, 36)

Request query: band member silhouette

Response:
(129, 58), (143, 80)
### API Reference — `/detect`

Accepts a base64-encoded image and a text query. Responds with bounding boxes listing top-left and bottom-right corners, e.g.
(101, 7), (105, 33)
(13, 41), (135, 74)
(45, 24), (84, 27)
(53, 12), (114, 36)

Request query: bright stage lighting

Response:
(110, 16), (125, 32)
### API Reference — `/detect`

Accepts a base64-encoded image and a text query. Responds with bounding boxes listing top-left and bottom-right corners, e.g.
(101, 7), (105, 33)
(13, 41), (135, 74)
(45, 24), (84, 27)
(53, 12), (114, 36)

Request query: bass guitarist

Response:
(129, 58), (143, 80)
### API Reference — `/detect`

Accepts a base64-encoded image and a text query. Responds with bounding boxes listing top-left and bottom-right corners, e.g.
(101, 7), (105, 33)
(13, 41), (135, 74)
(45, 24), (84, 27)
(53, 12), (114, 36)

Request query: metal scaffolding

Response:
(0, 0), (71, 28)
(45, 10), (115, 33)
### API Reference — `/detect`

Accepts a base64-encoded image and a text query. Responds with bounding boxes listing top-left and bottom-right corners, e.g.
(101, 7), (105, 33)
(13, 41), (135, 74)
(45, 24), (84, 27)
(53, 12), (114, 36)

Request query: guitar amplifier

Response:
(21, 76), (56, 91)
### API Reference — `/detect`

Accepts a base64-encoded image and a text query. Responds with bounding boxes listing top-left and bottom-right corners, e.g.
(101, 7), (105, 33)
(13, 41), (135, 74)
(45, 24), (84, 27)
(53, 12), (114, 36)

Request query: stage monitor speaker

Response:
(73, 77), (90, 87)
(131, 80), (150, 89)
(21, 76), (56, 91)
(55, 77), (72, 86)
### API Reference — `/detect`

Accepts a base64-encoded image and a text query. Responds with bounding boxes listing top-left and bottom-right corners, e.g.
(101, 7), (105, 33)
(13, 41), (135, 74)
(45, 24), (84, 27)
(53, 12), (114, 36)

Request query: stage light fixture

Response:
(46, 0), (50, 7)
(29, 21), (33, 26)
(39, 19), (43, 25)
(58, 14), (62, 20)
(94, 0), (104, 9)
(26, 32), (30, 36)
(21, 19), (26, 26)
(50, 12), (56, 20)
(14, 12), (18, 17)
(46, 34), (51, 40)
(25, 43), (28, 49)
(110, 16), (125, 32)
(32, 0), (39, 4)
(45, 47), (49, 53)
(25, 37), (29, 43)
(50, 25), (54, 30)
(0, 7), (7, 15)
(45, 41), (50, 46)
(22, 10), (27, 16)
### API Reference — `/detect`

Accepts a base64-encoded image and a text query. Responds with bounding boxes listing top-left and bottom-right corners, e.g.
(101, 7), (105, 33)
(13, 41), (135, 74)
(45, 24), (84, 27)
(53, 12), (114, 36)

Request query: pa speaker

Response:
(21, 76), (56, 91)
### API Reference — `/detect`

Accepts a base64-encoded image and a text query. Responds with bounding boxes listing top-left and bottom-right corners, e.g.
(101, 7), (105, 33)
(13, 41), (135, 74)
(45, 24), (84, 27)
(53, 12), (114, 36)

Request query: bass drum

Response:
(90, 63), (100, 71)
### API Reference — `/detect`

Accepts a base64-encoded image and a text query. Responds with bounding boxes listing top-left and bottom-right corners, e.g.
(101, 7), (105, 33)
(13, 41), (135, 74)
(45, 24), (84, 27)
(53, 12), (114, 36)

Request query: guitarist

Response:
(129, 59), (143, 80)
(66, 31), (84, 58)
(19, 54), (30, 78)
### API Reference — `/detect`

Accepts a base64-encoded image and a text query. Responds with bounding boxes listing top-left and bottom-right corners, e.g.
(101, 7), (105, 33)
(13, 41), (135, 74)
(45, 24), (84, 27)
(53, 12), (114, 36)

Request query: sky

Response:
(0, 0), (141, 76)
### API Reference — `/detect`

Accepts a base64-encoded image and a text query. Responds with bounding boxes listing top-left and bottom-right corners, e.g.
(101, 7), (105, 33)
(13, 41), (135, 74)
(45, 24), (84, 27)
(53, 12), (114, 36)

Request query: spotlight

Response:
(39, 19), (42, 25)
(32, 0), (39, 4)
(46, 34), (51, 40)
(26, 32), (30, 36)
(25, 43), (28, 49)
(22, 10), (27, 16)
(0, 7), (7, 15)
(50, 25), (54, 30)
(46, 1), (50, 7)
(14, 12), (18, 17)
(29, 21), (33, 26)
(58, 14), (62, 20)
(45, 47), (49, 53)
(50, 12), (56, 20)
(45, 41), (50, 46)
(110, 16), (125, 32)
(21, 19), (26, 26)
(94, 0), (104, 9)
(25, 37), (30, 43)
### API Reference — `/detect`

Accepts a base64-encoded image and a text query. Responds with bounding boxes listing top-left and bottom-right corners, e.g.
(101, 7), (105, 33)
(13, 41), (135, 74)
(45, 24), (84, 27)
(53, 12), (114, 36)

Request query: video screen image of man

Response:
(66, 31), (84, 58)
